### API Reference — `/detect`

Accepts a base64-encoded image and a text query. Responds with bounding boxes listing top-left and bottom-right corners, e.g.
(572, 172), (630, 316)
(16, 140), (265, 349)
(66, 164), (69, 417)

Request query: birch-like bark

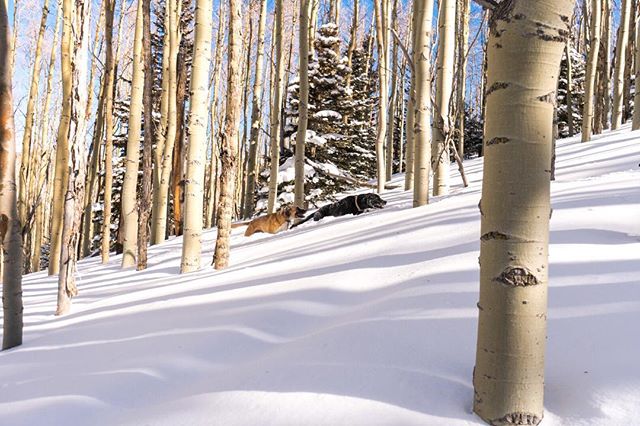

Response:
(473, 1), (573, 423)
(180, 0), (213, 273)
(1, 0), (23, 349)
(456, 0), (470, 157)
(412, 0), (434, 207)
(243, 0), (267, 218)
(267, 0), (285, 213)
(582, 0), (601, 142)
(120, 0), (145, 267)
(295, 0), (310, 208)
(385, 0), (399, 181)
(213, 0), (242, 269)
(612, 0), (631, 129)
(566, 40), (575, 136)
(633, 6), (640, 128)
(373, 0), (388, 193)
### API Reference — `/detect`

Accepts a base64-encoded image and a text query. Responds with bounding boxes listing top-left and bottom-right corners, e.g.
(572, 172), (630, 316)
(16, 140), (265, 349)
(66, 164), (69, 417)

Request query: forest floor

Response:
(1, 125), (639, 425)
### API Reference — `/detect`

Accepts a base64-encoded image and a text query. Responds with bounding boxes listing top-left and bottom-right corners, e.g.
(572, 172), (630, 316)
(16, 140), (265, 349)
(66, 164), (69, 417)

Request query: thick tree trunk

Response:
(1, 0), (23, 350)
(612, 0), (631, 129)
(295, 0), (310, 208)
(213, 0), (242, 270)
(243, 0), (266, 218)
(137, 0), (153, 270)
(473, 1), (573, 423)
(56, 0), (89, 316)
(582, 0), (601, 142)
(412, 0), (434, 207)
(120, 0), (145, 268)
(432, 0), (455, 197)
(180, 0), (213, 273)
(100, 0), (116, 263)
(373, 0), (388, 193)
(266, 0), (285, 213)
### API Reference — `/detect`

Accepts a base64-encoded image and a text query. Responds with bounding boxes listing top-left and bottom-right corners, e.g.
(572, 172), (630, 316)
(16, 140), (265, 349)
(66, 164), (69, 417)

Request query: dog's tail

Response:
(290, 213), (315, 229)
(231, 220), (251, 228)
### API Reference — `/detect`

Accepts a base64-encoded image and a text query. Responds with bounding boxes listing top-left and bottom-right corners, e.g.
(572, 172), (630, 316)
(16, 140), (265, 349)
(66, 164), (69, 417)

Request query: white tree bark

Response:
(612, 0), (631, 129)
(582, 0), (601, 142)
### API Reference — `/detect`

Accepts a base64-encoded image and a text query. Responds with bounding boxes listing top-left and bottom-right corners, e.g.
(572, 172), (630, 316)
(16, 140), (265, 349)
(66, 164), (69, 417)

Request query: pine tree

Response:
(557, 45), (586, 138)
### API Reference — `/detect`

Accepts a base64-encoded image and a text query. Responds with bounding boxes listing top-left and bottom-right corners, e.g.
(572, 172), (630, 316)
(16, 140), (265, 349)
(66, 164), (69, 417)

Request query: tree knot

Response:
(494, 266), (540, 287)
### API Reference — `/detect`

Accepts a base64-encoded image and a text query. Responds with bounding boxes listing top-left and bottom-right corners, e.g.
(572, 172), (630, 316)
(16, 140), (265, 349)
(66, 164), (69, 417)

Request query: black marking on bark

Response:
(486, 137), (510, 146)
(478, 199), (484, 216)
(491, 412), (541, 425)
(481, 231), (511, 241)
(495, 266), (540, 287)
(489, 0), (516, 33)
(549, 208), (553, 219)
(485, 81), (510, 96)
(514, 13), (526, 20)
(559, 15), (570, 24)
(495, 43), (503, 49)
(477, 302), (484, 311)
(537, 91), (556, 106)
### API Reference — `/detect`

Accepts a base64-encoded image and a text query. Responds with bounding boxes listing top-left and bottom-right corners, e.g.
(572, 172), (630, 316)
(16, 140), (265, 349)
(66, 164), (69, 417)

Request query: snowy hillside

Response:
(1, 127), (639, 426)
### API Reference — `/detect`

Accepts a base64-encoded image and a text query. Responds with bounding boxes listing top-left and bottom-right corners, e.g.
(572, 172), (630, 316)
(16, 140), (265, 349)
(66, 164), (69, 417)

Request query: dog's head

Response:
(361, 193), (387, 210)
(281, 205), (307, 220)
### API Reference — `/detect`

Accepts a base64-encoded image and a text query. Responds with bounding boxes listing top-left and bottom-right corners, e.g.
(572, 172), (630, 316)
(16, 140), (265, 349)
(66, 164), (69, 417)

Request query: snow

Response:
(1, 125), (640, 425)
(313, 109), (342, 120)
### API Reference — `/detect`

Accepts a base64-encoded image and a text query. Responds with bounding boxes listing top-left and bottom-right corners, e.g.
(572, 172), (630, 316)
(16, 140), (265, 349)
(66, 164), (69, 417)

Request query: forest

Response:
(1, 0), (639, 425)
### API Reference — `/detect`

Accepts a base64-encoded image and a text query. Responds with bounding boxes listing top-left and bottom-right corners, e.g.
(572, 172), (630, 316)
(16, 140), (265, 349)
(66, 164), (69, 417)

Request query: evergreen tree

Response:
(557, 45), (586, 138)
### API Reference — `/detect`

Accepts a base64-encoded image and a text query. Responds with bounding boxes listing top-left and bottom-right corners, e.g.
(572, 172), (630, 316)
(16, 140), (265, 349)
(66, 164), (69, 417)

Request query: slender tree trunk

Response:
(267, 0), (285, 213)
(100, 0), (116, 263)
(8, 0), (16, 74)
(432, 0), (455, 197)
(582, 0), (601, 142)
(612, 0), (631, 129)
(308, 0), (318, 56)
(456, 0), (470, 157)
(622, 0), (636, 123)
(18, 0), (50, 230)
(1, 0), (23, 349)
(404, 17), (415, 191)
(152, 0), (181, 243)
(56, 0), (90, 316)
(180, 0), (213, 273)
(633, 1), (640, 129)
(373, 0), (388, 193)
(243, 0), (267, 218)
(385, 0), (398, 180)
(213, 0), (242, 270)
(412, 0), (434, 207)
(566, 40), (575, 136)
(473, 1), (573, 423)
(137, 0), (153, 270)
(85, 0), (105, 124)
(602, 0), (611, 130)
(171, 51), (188, 236)
(120, 0), (145, 267)
(345, 0), (358, 89)
(295, 0), (310, 208)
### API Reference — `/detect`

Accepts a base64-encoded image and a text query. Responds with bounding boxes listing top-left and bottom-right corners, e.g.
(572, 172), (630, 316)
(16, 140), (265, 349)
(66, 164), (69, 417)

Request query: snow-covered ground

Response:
(1, 126), (639, 426)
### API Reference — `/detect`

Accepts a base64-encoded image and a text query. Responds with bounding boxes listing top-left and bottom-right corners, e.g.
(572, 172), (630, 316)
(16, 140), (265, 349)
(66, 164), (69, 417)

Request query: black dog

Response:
(292, 193), (387, 228)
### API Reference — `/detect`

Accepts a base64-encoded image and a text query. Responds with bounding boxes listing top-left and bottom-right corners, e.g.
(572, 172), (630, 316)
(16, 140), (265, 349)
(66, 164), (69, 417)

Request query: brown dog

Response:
(234, 205), (307, 237)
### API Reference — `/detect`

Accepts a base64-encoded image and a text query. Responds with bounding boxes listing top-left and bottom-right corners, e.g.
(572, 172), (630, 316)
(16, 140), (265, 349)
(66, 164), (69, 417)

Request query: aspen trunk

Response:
(171, 51), (188, 236)
(120, 0), (145, 268)
(582, 0), (601, 142)
(633, 6), (640, 129)
(566, 40), (575, 137)
(404, 15), (415, 191)
(385, 0), (399, 180)
(100, 0), (116, 263)
(137, 0), (153, 270)
(205, 0), (226, 228)
(309, 0), (318, 56)
(345, 0), (358, 89)
(601, 0), (611, 130)
(180, 0), (213, 273)
(412, 0), (434, 207)
(473, 1), (573, 423)
(8, 0), (16, 74)
(267, 0), (285, 213)
(18, 0), (50, 230)
(85, 0), (105, 123)
(152, 0), (181, 243)
(295, 0), (310, 209)
(373, 0), (388, 193)
(56, 0), (89, 316)
(151, 1), (171, 241)
(1, 0), (23, 349)
(243, 0), (266, 218)
(612, 0), (631, 129)
(622, 0), (635, 123)
(456, 0), (470, 157)
(213, 0), (242, 270)
(432, 0), (455, 197)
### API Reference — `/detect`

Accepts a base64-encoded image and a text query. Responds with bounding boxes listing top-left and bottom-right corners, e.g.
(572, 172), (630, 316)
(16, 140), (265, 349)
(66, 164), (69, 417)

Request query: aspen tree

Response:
(345, 0), (358, 89)
(205, 0), (226, 228)
(243, 0), (267, 218)
(137, 0), (153, 270)
(565, 40), (575, 136)
(633, 8), (640, 129)
(373, 0), (388, 193)
(582, 0), (601, 142)
(180, 0), (213, 273)
(612, 0), (631, 129)
(601, 0), (611, 130)
(386, 0), (399, 181)
(295, 0), (310, 208)
(412, 0), (434, 207)
(56, 0), (90, 316)
(120, 0), (145, 267)
(473, 1), (574, 423)
(101, 0), (116, 263)
(404, 22), (416, 191)
(456, 0), (470, 157)
(267, 0), (285, 213)
(1, 0), (23, 349)
(432, 0), (455, 197)
(213, 0), (242, 270)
